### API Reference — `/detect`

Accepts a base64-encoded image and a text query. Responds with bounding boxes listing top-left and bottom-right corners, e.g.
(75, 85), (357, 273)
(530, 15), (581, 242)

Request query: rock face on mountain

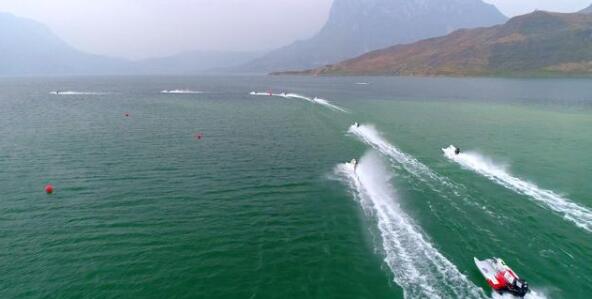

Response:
(288, 11), (592, 76)
(240, 0), (507, 72)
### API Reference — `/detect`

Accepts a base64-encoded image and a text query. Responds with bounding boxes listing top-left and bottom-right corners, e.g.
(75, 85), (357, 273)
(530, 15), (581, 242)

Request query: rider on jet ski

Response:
(350, 159), (358, 169)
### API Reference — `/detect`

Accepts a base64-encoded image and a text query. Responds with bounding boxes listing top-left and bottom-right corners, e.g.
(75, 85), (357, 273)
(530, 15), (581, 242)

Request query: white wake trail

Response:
(249, 91), (273, 96)
(285, 93), (315, 103)
(249, 91), (347, 112)
(492, 289), (548, 299)
(312, 97), (348, 112)
(349, 124), (444, 183)
(348, 123), (503, 223)
(348, 124), (486, 204)
(250, 91), (309, 100)
(335, 152), (486, 299)
(443, 146), (592, 233)
(161, 89), (203, 94)
(50, 91), (109, 95)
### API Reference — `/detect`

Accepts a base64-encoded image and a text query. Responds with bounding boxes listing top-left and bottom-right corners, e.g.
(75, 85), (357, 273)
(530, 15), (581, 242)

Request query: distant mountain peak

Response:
(239, 0), (507, 72)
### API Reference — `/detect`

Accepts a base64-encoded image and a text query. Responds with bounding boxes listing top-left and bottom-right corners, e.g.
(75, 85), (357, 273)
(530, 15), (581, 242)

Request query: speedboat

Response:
(474, 257), (529, 297)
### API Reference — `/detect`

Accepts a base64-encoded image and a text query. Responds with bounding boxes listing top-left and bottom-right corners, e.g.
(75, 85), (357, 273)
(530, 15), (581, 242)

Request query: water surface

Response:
(1, 76), (591, 298)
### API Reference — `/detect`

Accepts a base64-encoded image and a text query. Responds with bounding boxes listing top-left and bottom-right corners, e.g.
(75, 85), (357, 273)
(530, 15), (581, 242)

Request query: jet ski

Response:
(442, 145), (460, 156)
(349, 158), (358, 170)
(474, 257), (529, 297)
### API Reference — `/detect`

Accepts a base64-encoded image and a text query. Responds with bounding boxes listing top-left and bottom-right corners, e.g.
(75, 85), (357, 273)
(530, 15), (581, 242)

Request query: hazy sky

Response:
(483, 0), (590, 17)
(0, 0), (590, 59)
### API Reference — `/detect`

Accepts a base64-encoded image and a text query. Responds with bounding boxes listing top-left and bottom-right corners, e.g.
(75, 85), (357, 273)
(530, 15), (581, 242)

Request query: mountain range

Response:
(3, 1), (592, 77)
(0, 12), (259, 76)
(281, 11), (592, 76)
(0, 12), (130, 76)
(238, 0), (507, 72)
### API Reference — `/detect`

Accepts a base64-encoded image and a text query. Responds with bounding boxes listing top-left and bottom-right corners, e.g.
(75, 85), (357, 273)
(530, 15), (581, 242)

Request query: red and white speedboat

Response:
(474, 257), (529, 297)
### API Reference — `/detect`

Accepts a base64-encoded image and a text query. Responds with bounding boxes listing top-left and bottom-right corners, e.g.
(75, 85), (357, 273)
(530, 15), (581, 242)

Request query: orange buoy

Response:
(45, 184), (54, 194)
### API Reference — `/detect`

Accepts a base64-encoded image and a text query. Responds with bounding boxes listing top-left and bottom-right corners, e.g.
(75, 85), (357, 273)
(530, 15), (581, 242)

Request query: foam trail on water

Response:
(50, 91), (109, 95)
(443, 146), (592, 232)
(348, 124), (477, 200)
(249, 91), (347, 112)
(285, 93), (315, 103)
(312, 97), (348, 112)
(285, 93), (348, 112)
(250, 91), (272, 96)
(334, 152), (486, 299)
(161, 89), (203, 94)
(250, 91), (307, 100)
(348, 124), (503, 222)
(349, 124), (444, 182)
(492, 289), (548, 299)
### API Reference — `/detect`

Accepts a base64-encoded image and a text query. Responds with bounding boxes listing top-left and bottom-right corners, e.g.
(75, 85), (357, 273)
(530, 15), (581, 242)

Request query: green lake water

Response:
(1, 76), (591, 298)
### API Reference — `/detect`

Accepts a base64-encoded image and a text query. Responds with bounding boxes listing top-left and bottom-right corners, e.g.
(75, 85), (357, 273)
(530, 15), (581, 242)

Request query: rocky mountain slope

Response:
(287, 11), (592, 76)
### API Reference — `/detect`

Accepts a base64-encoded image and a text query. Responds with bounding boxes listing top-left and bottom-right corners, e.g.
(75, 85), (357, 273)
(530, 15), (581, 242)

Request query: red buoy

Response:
(45, 184), (54, 194)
